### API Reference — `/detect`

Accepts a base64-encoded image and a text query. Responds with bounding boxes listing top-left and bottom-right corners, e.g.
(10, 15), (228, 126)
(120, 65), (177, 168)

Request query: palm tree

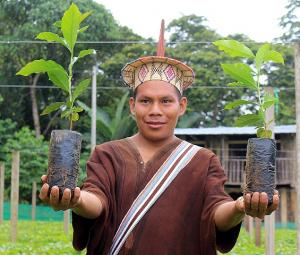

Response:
(78, 92), (136, 142)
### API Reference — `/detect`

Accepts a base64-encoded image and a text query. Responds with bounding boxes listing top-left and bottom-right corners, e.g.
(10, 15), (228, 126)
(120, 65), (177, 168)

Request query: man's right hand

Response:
(39, 175), (81, 211)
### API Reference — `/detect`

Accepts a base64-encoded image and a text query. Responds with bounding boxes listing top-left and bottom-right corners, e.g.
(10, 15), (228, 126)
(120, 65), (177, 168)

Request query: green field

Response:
(0, 221), (296, 254)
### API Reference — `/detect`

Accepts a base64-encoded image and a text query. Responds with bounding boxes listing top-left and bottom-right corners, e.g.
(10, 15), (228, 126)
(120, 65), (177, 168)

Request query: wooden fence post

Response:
(294, 42), (300, 255)
(0, 163), (4, 224)
(255, 218), (261, 247)
(32, 181), (37, 221)
(264, 86), (275, 255)
(249, 216), (254, 239)
(280, 188), (288, 227)
(10, 151), (20, 242)
(64, 209), (70, 235)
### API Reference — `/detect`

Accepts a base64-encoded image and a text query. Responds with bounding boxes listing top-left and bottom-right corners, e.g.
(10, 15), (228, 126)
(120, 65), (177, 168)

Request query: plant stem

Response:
(256, 69), (266, 129)
(68, 51), (74, 130)
(256, 70), (262, 107)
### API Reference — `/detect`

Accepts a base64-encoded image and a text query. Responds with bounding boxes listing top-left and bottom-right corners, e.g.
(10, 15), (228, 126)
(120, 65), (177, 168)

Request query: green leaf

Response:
(80, 11), (92, 23)
(257, 127), (272, 138)
(255, 44), (270, 70)
(235, 114), (264, 127)
(61, 3), (81, 52)
(53, 20), (61, 28)
(266, 50), (284, 64)
(227, 81), (257, 89)
(96, 119), (112, 139)
(48, 70), (69, 92)
(213, 40), (255, 58)
(61, 109), (71, 118)
(71, 112), (79, 121)
(227, 82), (243, 87)
(224, 99), (255, 110)
(255, 44), (284, 70)
(73, 79), (90, 101)
(72, 106), (84, 112)
(17, 59), (62, 76)
(221, 63), (257, 90)
(41, 102), (64, 116)
(36, 32), (66, 46)
(16, 59), (69, 92)
(112, 92), (129, 132)
(78, 49), (95, 59)
(78, 25), (89, 33)
(263, 92), (279, 109)
(66, 100), (72, 108)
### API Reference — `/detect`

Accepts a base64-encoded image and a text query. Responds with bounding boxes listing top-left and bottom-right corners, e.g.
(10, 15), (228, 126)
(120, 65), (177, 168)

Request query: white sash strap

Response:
(109, 141), (201, 255)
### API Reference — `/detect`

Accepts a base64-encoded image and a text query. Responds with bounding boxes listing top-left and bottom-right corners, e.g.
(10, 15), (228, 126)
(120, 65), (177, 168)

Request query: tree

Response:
(3, 127), (48, 202)
(78, 91), (136, 143)
(0, 0), (140, 137)
(280, 0), (300, 42)
(167, 15), (250, 127)
(0, 119), (17, 162)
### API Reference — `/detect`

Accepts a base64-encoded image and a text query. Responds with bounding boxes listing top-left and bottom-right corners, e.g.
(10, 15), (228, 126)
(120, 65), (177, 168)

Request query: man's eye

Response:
(140, 99), (149, 103)
(162, 99), (171, 103)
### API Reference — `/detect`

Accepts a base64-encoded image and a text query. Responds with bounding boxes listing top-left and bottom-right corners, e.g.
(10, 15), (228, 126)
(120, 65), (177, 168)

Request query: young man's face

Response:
(129, 80), (187, 143)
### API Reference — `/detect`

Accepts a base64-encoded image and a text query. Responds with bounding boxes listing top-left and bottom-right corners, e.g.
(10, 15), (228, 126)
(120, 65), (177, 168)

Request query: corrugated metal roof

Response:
(174, 125), (296, 135)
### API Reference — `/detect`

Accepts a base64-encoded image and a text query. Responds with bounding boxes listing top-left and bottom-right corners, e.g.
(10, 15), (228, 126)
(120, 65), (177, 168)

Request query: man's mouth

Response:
(145, 121), (166, 129)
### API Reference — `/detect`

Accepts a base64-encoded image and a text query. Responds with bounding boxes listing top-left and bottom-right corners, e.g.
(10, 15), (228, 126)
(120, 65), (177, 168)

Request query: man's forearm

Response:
(214, 200), (245, 232)
(72, 190), (103, 219)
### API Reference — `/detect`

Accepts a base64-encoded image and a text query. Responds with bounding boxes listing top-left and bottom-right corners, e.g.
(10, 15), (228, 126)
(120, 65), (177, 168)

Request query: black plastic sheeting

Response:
(47, 130), (82, 197)
(244, 138), (276, 205)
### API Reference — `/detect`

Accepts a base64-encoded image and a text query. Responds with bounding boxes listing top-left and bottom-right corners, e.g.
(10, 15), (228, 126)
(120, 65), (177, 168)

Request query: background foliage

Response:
(0, 0), (298, 202)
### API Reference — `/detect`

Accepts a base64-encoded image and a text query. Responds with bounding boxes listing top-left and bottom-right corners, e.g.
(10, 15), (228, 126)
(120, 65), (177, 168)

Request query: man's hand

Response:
(235, 191), (280, 219)
(39, 175), (81, 211)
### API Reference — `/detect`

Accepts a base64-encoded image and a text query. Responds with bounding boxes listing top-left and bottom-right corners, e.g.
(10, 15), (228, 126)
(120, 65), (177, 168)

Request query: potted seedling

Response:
(17, 3), (95, 197)
(213, 40), (284, 204)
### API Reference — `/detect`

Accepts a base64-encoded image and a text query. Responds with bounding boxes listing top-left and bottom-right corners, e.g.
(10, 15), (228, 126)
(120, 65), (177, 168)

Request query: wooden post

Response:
(244, 215), (249, 232)
(0, 163), (4, 224)
(264, 86), (275, 255)
(294, 42), (300, 255)
(280, 188), (288, 227)
(10, 151), (20, 242)
(91, 65), (97, 152)
(64, 209), (70, 235)
(255, 218), (261, 247)
(31, 181), (37, 221)
(249, 216), (254, 239)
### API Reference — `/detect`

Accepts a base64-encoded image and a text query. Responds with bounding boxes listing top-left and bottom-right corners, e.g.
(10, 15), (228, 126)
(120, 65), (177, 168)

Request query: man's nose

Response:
(149, 102), (162, 115)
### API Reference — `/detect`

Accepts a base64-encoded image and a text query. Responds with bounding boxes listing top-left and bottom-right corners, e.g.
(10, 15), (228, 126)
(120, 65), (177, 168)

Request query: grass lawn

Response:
(0, 221), (83, 255)
(0, 221), (296, 254)
(225, 228), (296, 255)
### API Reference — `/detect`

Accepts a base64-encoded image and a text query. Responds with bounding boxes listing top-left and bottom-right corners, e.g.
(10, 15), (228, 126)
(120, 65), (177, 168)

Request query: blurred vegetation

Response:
(0, 0), (297, 202)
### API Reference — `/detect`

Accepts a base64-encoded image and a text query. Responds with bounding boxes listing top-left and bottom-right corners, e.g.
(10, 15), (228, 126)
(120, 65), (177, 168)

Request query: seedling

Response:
(213, 40), (284, 137)
(17, 3), (94, 130)
(16, 3), (95, 196)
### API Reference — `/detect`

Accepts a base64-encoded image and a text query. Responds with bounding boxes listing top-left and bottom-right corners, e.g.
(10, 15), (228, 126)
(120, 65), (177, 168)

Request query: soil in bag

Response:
(47, 130), (82, 198)
(244, 138), (276, 205)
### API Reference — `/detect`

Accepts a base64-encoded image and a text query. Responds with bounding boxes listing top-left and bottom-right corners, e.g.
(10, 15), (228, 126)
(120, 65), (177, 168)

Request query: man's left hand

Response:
(235, 190), (279, 219)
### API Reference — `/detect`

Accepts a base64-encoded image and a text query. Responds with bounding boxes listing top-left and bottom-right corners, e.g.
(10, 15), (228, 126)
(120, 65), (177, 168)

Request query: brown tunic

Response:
(72, 138), (241, 255)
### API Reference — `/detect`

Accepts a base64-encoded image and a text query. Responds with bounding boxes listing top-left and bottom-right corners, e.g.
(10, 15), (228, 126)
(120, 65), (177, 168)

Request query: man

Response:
(39, 21), (279, 255)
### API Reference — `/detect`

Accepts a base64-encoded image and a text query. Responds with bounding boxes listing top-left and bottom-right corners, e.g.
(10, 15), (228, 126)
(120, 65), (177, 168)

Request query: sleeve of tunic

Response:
(201, 154), (241, 253)
(72, 143), (119, 252)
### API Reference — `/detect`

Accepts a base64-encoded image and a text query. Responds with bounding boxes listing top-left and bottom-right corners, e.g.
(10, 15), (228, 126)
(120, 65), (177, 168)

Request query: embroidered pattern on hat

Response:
(164, 65), (175, 81)
(150, 62), (164, 80)
(174, 66), (183, 85)
(138, 64), (149, 82)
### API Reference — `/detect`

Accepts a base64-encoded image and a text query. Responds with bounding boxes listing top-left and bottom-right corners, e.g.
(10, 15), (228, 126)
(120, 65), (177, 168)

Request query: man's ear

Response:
(129, 97), (135, 116)
(179, 97), (187, 116)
